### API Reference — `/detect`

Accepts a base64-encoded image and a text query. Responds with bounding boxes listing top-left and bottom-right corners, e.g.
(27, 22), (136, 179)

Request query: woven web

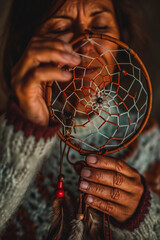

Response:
(50, 38), (148, 152)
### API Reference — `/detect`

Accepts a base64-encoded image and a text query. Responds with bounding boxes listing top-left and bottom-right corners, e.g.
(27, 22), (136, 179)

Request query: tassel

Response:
(103, 214), (112, 240)
(84, 208), (103, 240)
(47, 174), (75, 240)
(68, 219), (84, 240)
(47, 197), (65, 240)
(47, 192), (75, 240)
(67, 192), (84, 240)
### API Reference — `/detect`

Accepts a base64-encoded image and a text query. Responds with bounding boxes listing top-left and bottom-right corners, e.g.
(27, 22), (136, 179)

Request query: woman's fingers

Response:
(12, 48), (80, 82)
(84, 195), (132, 222)
(80, 167), (140, 193)
(78, 155), (144, 222)
(10, 35), (78, 125)
(79, 181), (131, 205)
(13, 66), (72, 100)
(24, 66), (72, 85)
(25, 48), (80, 67)
(28, 37), (73, 52)
(11, 36), (80, 81)
(86, 154), (140, 179)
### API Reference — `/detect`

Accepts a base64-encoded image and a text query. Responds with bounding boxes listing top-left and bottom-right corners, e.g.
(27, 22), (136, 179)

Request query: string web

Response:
(50, 38), (148, 152)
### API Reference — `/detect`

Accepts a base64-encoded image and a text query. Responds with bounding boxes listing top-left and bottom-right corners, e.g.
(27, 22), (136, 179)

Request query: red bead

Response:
(56, 189), (64, 198)
(57, 181), (63, 189)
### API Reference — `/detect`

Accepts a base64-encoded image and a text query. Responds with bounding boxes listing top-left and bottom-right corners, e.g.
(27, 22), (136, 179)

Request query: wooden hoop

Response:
(46, 33), (152, 155)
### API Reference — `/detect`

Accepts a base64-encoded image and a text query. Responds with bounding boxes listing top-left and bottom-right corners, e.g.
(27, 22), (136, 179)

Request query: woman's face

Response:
(39, 0), (120, 115)
(39, 0), (119, 42)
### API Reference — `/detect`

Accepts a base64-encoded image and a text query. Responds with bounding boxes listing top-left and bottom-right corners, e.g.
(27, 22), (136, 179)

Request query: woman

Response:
(0, 0), (160, 239)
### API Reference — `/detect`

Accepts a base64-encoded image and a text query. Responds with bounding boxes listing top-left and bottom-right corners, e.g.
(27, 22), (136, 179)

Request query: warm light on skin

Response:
(38, 0), (120, 113)
(38, 0), (120, 70)
(38, 0), (119, 43)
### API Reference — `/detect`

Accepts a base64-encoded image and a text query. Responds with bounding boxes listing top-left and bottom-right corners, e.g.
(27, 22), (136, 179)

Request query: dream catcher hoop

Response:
(46, 33), (152, 155)
(46, 33), (152, 240)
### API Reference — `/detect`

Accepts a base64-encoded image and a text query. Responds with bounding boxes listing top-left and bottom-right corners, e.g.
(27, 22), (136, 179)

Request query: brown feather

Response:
(84, 208), (103, 240)
(47, 191), (76, 240)
(68, 219), (84, 240)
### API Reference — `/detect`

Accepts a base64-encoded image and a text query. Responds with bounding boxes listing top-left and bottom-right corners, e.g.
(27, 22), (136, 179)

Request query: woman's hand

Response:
(11, 35), (80, 126)
(78, 155), (144, 222)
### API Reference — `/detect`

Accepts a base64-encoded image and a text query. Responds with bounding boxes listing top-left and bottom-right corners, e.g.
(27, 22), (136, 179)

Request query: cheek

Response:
(94, 39), (119, 75)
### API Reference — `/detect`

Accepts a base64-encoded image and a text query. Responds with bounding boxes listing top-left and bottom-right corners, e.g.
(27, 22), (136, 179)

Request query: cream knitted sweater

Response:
(0, 101), (160, 240)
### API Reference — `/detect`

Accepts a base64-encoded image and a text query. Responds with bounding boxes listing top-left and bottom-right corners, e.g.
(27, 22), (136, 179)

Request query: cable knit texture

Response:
(0, 103), (160, 239)
(0, 102), (59, 232)
(6, 101), (60, 141)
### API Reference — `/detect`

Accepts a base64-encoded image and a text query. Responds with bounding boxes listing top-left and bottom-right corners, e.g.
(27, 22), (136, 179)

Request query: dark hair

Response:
(2, 0), (147, 88)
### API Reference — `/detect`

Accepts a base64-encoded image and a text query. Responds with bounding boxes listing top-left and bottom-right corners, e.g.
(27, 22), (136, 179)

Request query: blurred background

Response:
(0, 0), (160, 122)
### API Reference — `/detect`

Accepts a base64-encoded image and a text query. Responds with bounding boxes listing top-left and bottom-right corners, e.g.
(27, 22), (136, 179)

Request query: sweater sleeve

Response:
(0, 101), (60, 231)
(109, 120), (160, 239)
(110, 190), (160, 240)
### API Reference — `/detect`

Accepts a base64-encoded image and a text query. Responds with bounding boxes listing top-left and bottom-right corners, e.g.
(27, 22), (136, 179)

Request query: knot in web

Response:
(49, 36), (150, 154)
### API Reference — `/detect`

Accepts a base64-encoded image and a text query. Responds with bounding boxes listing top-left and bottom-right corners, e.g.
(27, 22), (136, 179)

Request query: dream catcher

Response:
(45, 33), (152, 240)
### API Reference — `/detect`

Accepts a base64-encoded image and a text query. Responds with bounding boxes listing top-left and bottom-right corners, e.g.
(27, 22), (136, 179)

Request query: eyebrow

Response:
(52, 15), (73, 20)
(90, 8), (113, 17)
(51, 5), (112, 20)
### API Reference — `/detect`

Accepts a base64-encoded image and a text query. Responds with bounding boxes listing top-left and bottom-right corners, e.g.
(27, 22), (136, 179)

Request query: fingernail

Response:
(79, 181), (89, 190)
(63, 53), (72, 60)
(87, 155), (98, 164)
(72, 53), (81, 63)
(81, 168), (91, 178)
(64, 43), (73, 52)
(62, 71), (72, 78)
(86, 196), (93, 204)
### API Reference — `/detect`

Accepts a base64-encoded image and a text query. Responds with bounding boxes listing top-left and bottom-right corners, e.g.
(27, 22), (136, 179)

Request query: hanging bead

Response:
(55, 175), (64, 198)
(56, 187), (64, 198)
(76, 213), (84, 221)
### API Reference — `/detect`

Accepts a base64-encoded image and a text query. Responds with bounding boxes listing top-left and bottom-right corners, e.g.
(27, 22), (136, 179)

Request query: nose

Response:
(73, 25), (95, 55)
(73, 23), (88, 38)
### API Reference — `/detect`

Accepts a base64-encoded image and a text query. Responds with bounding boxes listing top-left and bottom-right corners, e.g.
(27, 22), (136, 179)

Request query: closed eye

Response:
(92, 26), (109, 30)
(50, 27), (72, 34)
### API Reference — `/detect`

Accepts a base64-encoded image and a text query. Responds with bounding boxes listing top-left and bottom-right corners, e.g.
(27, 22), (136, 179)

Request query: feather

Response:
(68, 219), (84, 240)
(47, 197), (64, 240)
(84, 208), (103, 240)
(47, 191), (75, 240)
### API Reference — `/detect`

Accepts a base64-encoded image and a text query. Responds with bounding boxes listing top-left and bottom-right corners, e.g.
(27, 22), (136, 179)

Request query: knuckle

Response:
(113, 172), (123, 187)
(116, 159), (124, 172)
(95, 199), (114, 215)
(95, 185), (104, 195)
(103, 201), (113, 214)
(95, 171), (105, 181)
(110, 188), (120, 200)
